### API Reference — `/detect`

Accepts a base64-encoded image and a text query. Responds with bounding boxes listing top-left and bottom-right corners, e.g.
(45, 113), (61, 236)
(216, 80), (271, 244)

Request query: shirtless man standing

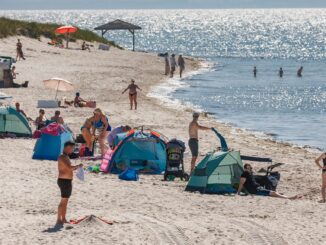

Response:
(122, 79), (142, 110)
(56, 142), (82, 225)
(188, 112), (211, 173)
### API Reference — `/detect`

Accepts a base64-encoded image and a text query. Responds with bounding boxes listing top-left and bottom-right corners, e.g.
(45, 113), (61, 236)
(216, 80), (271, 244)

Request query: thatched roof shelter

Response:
(95, 19), (142, 51)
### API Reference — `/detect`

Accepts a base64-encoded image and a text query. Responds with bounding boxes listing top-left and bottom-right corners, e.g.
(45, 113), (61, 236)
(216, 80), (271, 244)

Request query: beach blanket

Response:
(41, 123), (65, 136)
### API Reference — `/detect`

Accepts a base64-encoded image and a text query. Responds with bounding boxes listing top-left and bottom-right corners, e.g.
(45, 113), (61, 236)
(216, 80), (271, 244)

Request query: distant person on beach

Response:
(297, 66), (303, 77)
(16, 39), (25, 61)
(178, 55), (185, 78)
(170, 54), (177, 78)
(279, 67), (284, 78)
(81, 41), (91, 51)
(81, 118), (94, 155)
(56, 141), (83, 225)
(51, 110), (64, 124)
(122, 79), (142, 110)
(253, 66), (257, 78)
(164, 53), (170, 76)
(35, 109), (47, 130)
(15, 102), (27, 118)
(315, 153), (326, 203)
(15, 102), (32, 120)
(237, 163), (299, 199)
(107, 125), (132, 149)
(11, 66), (18, 79)
(188, 112), (211, 173)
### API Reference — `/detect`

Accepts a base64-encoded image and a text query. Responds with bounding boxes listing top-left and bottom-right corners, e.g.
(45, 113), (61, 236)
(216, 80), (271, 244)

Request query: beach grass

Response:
(0, 17), (121, 48)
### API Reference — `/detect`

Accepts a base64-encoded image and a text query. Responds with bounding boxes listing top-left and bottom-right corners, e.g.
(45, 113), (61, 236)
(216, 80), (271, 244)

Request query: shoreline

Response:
(148, 58), (322, 154)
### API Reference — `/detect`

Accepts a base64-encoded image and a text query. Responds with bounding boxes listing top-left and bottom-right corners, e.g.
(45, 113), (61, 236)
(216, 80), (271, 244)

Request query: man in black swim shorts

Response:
(188, 112), (211, 173)
(56, 141), (83, 225)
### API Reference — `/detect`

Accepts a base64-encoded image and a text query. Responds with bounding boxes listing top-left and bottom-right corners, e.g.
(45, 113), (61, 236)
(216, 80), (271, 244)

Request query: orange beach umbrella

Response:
(55, 25), (77, 48)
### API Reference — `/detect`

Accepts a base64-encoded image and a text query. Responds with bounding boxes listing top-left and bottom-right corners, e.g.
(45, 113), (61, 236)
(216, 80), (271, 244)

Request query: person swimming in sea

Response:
(297, 66), (303, 77)
(279, 67), (284, 78)
(122, 79), (142, 110)
(253, 66), (257, 78)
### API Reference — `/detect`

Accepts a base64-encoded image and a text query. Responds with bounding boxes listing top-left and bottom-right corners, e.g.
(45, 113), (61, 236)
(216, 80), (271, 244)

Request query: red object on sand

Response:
(55, 26), (77, 34)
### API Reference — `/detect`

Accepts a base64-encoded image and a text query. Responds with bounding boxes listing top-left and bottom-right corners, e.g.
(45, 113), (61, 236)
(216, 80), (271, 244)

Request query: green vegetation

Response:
(0, 17), (121, 48)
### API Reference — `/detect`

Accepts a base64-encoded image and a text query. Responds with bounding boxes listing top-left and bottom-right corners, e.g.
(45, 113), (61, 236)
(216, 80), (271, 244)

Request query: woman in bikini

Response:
(315, 153), (326, 203)
(81, 108), (111, 156)
(122, 79), (142, 110)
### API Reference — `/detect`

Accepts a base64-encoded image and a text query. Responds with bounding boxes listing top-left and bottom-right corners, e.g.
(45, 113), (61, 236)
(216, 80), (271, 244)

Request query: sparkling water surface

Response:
(1, 9), (325, 149)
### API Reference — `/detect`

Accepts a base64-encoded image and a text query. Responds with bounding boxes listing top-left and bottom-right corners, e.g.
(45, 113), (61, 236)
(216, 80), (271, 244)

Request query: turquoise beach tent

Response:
(32, 124), (73, 161)
(185, 128), (244, 194)
(103, 129), (167, 174)
(0, 106), (32, 137)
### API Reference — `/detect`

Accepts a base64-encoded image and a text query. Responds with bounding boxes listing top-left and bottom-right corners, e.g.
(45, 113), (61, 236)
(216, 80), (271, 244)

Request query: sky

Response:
(2, 0), (326, 10)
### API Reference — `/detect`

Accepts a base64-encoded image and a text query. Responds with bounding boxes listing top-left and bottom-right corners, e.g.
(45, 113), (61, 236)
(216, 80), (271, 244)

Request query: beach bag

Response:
(119, 168), (139, 181)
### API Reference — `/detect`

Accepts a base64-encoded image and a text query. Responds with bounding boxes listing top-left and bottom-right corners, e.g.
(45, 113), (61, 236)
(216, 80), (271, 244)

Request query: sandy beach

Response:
(0, 36), (325, 245)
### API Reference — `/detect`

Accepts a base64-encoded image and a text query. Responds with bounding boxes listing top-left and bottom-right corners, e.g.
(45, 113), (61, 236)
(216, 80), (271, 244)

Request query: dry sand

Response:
(0, 36), (325, 245)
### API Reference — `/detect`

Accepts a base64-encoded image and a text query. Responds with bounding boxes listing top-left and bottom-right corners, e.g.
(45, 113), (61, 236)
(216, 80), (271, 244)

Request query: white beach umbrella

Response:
(0, 92), (12, 100)
(43, 78), (74, 99)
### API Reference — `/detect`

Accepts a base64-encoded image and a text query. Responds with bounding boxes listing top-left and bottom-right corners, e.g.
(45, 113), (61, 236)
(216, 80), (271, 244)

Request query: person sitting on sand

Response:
(178, 55), (185, 78)
(170, 54), (177, 78)
(81, 41), (91, 51)
(51, 110), (64, 124)
(81, 118), (94, 156)
(315, 153), (326, 203)
(74, 92), (87, 107)
(122, 79), (142, 110)
(56, 141), (83, 225)
(237, 163), (299, 199)
(15, 102), (32, 121)
(189, 112), (211, 173)
(108, 125), (132, 149)
(11, 66), (18, 79)
(35, 109), (47, 130)
(297, 66), (303, 77)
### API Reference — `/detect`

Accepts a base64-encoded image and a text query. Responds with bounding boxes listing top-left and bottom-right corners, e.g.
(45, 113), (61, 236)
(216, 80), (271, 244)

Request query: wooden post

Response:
(132, 30), (135, 51)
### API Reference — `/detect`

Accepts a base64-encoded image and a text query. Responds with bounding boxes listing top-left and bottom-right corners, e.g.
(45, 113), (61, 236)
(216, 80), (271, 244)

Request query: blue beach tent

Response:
(104, 129), (167, 174)
(0, 106), (32, 137)
(32, 123), (73, 161)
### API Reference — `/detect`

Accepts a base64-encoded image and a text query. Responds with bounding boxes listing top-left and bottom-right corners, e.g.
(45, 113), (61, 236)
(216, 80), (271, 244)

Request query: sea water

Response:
(1, 9), (325, 149)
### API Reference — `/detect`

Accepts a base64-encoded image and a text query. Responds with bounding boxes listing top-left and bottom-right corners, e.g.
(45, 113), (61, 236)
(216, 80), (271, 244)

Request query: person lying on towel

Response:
(237, 163), (299, 200)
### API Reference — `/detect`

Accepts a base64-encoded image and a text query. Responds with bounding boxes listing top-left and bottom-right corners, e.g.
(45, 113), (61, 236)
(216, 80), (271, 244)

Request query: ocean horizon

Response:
(1, 9), (325, 149)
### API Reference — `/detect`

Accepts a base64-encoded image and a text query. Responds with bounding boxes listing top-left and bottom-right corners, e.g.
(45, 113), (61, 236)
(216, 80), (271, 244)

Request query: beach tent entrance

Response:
(0, 106), (32, 137)
(185, 150), (244, 194)
(32, 123), (73, 161)
(101, 129), (167, 174)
